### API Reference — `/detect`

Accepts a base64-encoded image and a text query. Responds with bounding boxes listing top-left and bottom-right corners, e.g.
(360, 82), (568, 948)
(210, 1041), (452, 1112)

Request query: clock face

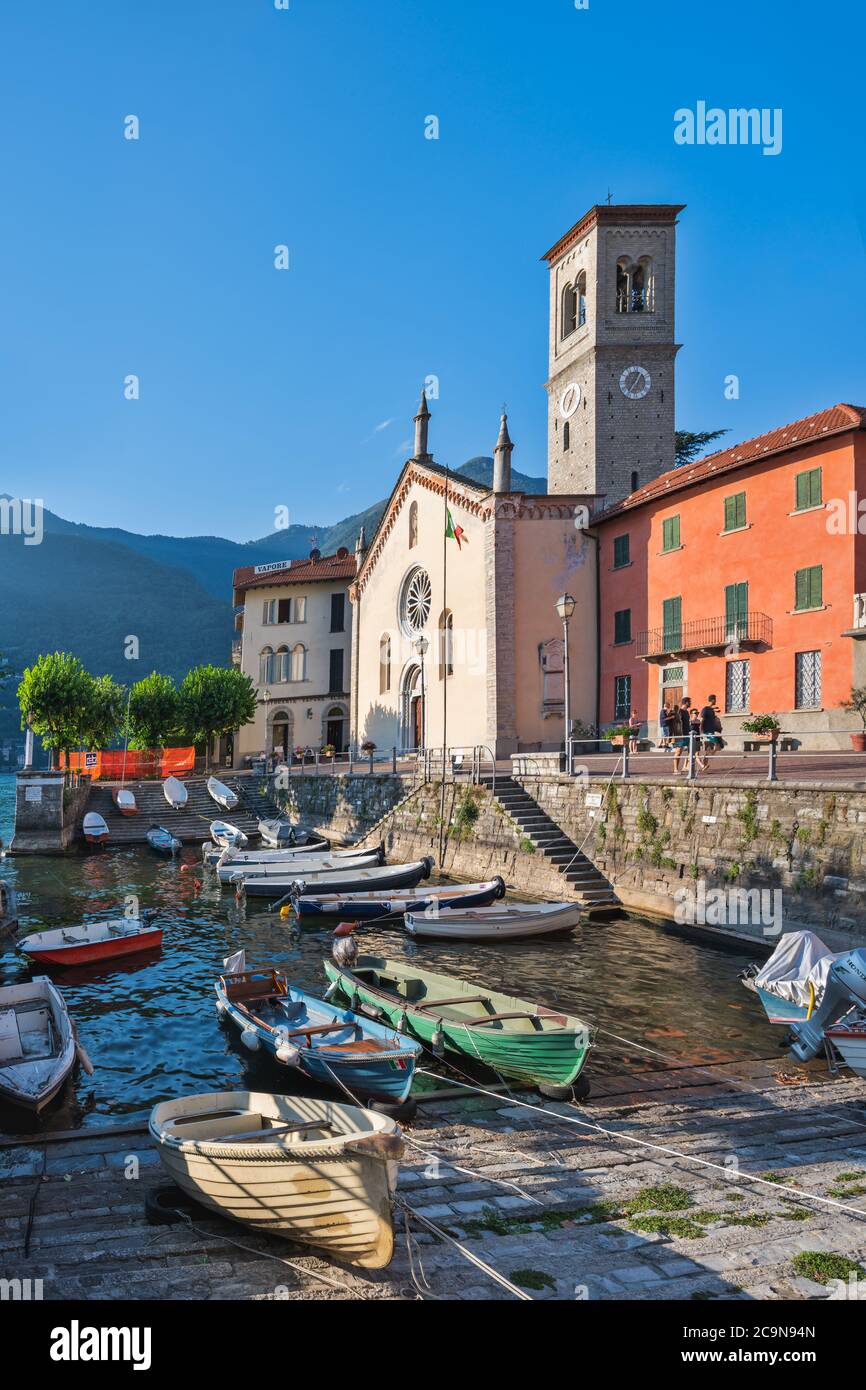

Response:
(558, 382), (581, 419)
(619, 365), (652, 400)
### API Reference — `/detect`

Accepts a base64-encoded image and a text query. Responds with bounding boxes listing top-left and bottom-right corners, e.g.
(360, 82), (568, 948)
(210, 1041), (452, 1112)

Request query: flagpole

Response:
(439, 466), (449, 868)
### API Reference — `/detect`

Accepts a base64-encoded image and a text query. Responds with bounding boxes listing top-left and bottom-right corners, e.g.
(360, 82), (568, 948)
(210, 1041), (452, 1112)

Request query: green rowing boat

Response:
(323, 955), (592, 1093)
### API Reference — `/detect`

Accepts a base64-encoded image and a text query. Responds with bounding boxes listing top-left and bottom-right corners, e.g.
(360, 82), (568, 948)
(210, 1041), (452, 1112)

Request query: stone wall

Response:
(279, 772), (416, 843)
(517, 773), (866, 946)
(10, 772), (90, 854)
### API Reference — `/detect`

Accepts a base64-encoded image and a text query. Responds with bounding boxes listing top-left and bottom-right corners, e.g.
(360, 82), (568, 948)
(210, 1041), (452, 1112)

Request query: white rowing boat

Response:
(163, 776), (188, 809)
(404, 901), (581, 941)
(0, 977), (77, 1111)
(149, 1089), (404, 1268)
(207, 777), (238, 811)
(217, 848), (382, 886)
(82, 812), (110, 845)
(209, 821), (248, 850)
(112, 788), (137, 816)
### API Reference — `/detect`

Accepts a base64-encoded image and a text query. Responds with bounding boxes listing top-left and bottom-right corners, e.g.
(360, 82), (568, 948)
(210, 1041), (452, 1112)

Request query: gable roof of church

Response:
(596, 403), (866, 522)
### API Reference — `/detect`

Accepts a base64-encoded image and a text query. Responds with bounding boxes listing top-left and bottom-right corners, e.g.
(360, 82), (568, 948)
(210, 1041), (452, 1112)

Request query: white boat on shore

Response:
(82, 812), (110, 845)
(404, 901), (581, 941)
(209, 821), (248, 850)
(826, 1019), (866, 1078)
(112, 788), (137, 816)
(163, 776), (188, 809)
(259, 819), (327, 850)
(0, 977), (77, 1112)
(149, 1089), (404, 1268)
(207, 777), (238, 812)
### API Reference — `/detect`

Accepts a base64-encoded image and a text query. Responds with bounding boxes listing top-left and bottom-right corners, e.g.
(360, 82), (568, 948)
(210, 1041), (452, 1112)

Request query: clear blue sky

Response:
(1, 0), (862, 541)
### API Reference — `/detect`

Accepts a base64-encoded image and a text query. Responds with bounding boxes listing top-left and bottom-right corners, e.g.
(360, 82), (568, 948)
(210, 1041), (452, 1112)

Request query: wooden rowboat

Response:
(218, 847), (382, 886)
(146, 825), (181, 855)
(239, 858), (434, 902)
(209, 821), (248, 850)
(163, 776), (188, 809)
(112, 788), (138, 816)
(293, 877), (506, 921)
(0, 977), (77, 1111)
(324, 953), (592, 1093)
(404, 901), (580, 942)
(82, 812), (110, 845)
(207, 777), (238, 811)
(149, 1089), (403, 1268)
(17, 917), (163, 968)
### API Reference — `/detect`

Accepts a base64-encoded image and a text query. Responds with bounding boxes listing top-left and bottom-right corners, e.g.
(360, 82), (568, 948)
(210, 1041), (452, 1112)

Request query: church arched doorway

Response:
(400, 664), (423, 751)
(269, 709), (293, 761)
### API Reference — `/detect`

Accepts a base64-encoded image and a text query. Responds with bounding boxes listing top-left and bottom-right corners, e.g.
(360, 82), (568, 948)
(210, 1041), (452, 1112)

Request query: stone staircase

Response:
(83, 775), (280, 846)
(480, 775), (619, 908)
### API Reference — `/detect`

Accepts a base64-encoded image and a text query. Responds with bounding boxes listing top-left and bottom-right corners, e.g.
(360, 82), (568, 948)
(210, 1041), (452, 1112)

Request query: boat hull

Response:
(404, 903), (580, 941)
(296, 879), (506, 921)
(826, 1027), (866, 1078)
(149, 1090), (400, 1268)
(742, 978), (809, 1024)
(241, 859), (433, 900)
(323, 958), (590, 1088)
(21, 927), (163, 968)
(0, 978), (77, 1111)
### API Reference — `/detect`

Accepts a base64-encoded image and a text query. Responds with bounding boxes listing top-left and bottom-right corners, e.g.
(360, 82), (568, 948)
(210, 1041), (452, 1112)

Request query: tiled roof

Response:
(597, 404), (866, 522)
(233, 551), (356, 591)
(540, 204), (685, 264)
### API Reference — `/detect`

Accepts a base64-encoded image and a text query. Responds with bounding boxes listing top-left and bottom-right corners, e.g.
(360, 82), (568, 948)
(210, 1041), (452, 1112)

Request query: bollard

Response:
(368, 751), (374, 774)
(621, 741), (629, 779)
(687, 730), (697, 781)
(768, 736), (777, 782)
(391, 746), (397, 774)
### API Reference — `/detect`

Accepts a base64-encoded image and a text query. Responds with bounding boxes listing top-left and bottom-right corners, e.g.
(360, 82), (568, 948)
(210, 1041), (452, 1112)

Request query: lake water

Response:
(0, 773), (775, 1135)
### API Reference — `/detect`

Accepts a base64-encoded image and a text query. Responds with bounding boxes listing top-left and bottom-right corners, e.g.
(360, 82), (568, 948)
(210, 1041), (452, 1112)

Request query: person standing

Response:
(658, 702), (671, 750)
(628, 708), (640, 755)
(700, 695), (722, 768)
(672, 698), (692, 775)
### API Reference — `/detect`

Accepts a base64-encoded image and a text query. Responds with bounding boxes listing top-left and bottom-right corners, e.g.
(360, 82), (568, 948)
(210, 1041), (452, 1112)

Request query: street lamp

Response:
(414, 635), (429, 751)
(555, 594), (576, 767)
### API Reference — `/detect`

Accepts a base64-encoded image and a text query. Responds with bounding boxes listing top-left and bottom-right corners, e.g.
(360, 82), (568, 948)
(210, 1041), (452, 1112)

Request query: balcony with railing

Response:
(636, 612), (773, 663)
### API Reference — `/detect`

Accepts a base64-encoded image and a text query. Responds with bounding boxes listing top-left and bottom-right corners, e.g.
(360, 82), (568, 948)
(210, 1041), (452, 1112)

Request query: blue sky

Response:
(0, 0), (862, 541)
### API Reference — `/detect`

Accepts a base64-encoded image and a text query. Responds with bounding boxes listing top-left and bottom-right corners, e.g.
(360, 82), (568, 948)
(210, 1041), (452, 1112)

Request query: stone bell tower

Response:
(542, 203), (685, 504)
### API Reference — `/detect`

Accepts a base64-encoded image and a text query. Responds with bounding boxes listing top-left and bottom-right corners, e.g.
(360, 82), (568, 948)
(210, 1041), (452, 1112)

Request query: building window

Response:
(723, 492), (747, 532)
(795, 650), (822, 709)
(330, 593), (345, 633)
(275, 645), (290, 682)
(262, 599), (277, 625)
(399, 565), (432, 636)
(290, 643), (307, 682)
(329, 649), (344, 693)
(576, 270), (587, 327)
(259, 647), (274, 684)
(562, 283), (577, 338)
(563, 421), (570, 451)
(616, 256), (653, 313)
(408, 500), (419, 549)
(661, 515), (681, 552)
(794, 565), (823, 611)
(630, 470), (639, 493)
(725, 581), (749, 639)
(794, 468), (822, 512)
(293, 596), (307, 623)
(379, 634), (391, 694)
(614, 609), (632, 644)
(725, 659), (750, 713)
(613, 534), (630, 568)
(438, 609), (454, 679)
(614, 675), (631, 721)
(662, 596), (682, 649)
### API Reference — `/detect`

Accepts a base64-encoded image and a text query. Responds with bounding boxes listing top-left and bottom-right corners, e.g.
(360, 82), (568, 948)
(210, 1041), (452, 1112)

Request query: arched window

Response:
(563, 421), (570, 451)
(576, 270), (587, 327)
(438, 609), (454, 680)
(259, 646), (274, 684)
(379, 633), (391, 694)
(290, 643), (307, 681)
(275, 645), (289, 682)
(408, 500), (419, 549)
(616, 256), (653, 313)
(561, 283), (577, 338)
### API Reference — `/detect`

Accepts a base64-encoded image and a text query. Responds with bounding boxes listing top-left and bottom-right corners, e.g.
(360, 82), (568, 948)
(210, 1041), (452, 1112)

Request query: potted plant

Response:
(605, 724), (632, 748)
(361, 740), (376, 755)
(320, 743), (335, 761)
(741, 714), (782, 742)
(842, 687), (866, 752)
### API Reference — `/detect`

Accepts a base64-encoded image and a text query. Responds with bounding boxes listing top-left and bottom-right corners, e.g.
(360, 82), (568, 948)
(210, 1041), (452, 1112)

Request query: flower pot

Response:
(851, 733), (866, 753)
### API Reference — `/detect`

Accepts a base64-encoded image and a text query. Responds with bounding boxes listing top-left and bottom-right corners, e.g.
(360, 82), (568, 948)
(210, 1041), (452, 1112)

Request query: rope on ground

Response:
(417, 1068), (866, 1222)
(394, 1197), (533, 1301)
(173, 1209), (365, 1297)
(400, 1133), (543, 1205)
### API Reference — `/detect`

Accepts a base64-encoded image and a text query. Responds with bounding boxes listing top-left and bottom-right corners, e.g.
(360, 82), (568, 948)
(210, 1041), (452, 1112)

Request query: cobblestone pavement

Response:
(2, 1060), (866, 1301)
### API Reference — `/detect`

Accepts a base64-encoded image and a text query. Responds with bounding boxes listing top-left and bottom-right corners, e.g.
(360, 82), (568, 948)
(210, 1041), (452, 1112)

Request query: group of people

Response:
(627, 695), (723, 774)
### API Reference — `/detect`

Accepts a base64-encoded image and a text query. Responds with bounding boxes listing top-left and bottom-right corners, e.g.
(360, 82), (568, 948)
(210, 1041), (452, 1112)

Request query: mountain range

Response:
(0, 457), (545, 745)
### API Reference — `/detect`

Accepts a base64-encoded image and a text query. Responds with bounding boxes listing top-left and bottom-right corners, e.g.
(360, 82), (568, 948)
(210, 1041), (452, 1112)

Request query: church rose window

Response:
(399, 566), (432, 636)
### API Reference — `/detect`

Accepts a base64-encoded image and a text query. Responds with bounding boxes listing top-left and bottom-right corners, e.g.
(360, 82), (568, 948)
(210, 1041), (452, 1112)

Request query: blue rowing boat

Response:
(214, 966), (419, 1105)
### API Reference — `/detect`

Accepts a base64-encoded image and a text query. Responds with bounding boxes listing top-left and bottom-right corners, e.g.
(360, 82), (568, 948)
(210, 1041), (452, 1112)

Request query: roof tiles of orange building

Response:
(233, 550), (356, 591)
(597, 403), (866, 522)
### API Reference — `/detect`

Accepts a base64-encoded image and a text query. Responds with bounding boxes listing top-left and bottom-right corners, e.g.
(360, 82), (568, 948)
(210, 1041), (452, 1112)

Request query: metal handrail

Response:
(636, 612), (772, 659)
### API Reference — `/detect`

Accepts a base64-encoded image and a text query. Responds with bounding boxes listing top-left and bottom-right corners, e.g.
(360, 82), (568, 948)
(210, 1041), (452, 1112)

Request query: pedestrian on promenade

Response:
(700, 695), (722, 768)
(689, 705), (707, 771)
(628, 708), (640, 755)
(672, 698), (692, 775)
(658, 702), (671, 750)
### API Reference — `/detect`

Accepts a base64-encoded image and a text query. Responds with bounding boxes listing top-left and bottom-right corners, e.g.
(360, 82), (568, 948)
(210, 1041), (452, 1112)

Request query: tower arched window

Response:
(563, 421), (570, 451)
(562, 283), (577, 339)
(259, 647), (274, 685)
(275, 646), (289, 682)
(408, 500), (419, 549)
(290, 643), (307, 682)
(616, 256), (653, 313)
(438, 609), (454, 680)
(379, 633), (391, 694)
(576, 270), (587, 327)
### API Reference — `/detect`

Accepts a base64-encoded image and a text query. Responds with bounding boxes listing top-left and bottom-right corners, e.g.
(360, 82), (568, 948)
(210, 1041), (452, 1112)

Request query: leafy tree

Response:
(178, 665), (257, 767)
(17, 652), (93, 765)
(76, 674), (126, 750)
(674, 429), (728, 468)
(128, 672), (180, 749)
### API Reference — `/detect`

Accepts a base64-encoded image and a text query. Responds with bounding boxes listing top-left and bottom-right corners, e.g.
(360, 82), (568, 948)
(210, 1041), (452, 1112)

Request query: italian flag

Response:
(445, 507), (468, 549)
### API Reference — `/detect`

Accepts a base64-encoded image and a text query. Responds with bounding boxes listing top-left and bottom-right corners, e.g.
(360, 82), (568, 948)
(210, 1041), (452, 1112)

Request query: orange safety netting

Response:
(60, 748), (196, 779)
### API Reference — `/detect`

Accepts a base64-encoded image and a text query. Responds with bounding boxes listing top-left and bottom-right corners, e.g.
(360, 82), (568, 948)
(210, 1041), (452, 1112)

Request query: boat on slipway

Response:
(112, 788), (138, 817)
(146, 825), (182, 856)
(208, 821), (248, 851)
(149, 1089), (404, 1268)
(0, 977), (78, 1111)
(82, 812), (110, 845)
(163, 777), (188, 810)
(207, 777), (238, 812)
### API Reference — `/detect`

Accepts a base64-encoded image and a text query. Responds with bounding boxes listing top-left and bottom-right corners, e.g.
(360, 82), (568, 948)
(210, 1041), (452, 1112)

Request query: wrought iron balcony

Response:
(636, 612), (772, 663)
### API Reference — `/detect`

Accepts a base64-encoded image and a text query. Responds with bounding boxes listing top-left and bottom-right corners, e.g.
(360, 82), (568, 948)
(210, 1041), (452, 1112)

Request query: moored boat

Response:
(82, 812), (110, 845)
(324, 949), (592, 1094)
(0, 977), (77, 1111)
(293, 877), (506, 921)
(239, 858), (434, 902)
(259, 818), (328, 849)
(146, 824), (182, 855)
(217, 847), (382, 886)
(404, 901), (580, 942)
(209, 821), (248, 850)
(215, 965), (419, 1106)
(740, 931), (842, 1025)
(212, 839), (382, 868)
(825, 1018), (866, 1078)
(207, 777), (238, 811)
(112, 788), (138, 817)
(163, 776), (188, 809)
(149, 1089), (403, 1268)
(17, 917), (163, 968)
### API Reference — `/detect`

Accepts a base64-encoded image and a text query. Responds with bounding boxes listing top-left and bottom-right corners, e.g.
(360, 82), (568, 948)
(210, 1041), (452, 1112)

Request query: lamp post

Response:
(414, 635), (429, 752)
(555, 593), (576, 769)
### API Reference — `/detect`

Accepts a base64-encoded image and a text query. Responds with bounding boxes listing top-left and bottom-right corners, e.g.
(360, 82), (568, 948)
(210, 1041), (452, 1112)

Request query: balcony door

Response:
(725, 582), (749, 641)
(662, 596), (682, 651)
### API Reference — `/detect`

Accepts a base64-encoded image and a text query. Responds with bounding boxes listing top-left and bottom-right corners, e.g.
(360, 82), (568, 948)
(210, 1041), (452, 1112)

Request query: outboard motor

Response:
(332, 921), (358, 969)
(787, 949), (866, 1061)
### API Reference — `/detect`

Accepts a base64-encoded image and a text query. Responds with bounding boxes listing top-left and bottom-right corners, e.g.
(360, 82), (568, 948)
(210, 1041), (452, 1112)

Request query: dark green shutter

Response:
(795, 565), (822, 610)
(662, 596), (682, 648)
(613, 534), (630, 568)
(724, 492), (746, 531)
(615, 609), (631, 644)
(662, 515), (680, 551)
(725, 581), (748, 636)
(795, 469), (822, 511)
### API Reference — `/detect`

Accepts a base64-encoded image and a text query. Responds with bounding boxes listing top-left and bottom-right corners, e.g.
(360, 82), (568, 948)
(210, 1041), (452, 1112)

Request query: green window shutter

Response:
(613, 534), (630, 568)
(662, 596), (682, 647)
(724, 492), (746, 530)
(795, 469), (822, 511)
(795, 473), (809, 511)
(810, 469), (822, 507)
(795, 568), (808, 610)
(662, 515), (680, 551)
(795, 567), (821, 610)
(725, 584), (737, 629)
(615, 609), (631, 643)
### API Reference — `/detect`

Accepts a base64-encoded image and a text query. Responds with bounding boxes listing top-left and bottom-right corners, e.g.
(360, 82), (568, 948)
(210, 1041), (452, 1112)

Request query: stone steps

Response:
(83, 775), (281, 846)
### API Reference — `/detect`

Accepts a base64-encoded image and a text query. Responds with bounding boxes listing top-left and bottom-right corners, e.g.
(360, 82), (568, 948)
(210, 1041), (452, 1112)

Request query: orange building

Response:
(596, 404), (866, 749)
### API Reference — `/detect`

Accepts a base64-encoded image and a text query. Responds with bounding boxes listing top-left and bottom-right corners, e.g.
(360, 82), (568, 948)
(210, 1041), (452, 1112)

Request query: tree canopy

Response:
(17, 652), (95, 759)
(674, 429), (728, 468)
(128, 672), (180, 749)
(178, 665), (258, 765)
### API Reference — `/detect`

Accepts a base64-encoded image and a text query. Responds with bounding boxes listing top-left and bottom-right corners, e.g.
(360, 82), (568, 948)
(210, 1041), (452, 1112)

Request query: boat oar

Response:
(72, 1023), (95, 1076)
(220, 1119), (336, 1144)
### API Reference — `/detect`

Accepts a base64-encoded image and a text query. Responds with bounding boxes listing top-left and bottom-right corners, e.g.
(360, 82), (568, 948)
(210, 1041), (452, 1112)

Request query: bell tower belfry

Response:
(542, 203), (685, 504)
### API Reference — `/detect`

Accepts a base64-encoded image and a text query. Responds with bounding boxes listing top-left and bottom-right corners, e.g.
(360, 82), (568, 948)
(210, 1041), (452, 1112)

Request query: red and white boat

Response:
(17, 917), (163, 968)
(826, 1019), (866, 1079)
(82, 812), (110, 844)
(112, 788), (138, 816)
